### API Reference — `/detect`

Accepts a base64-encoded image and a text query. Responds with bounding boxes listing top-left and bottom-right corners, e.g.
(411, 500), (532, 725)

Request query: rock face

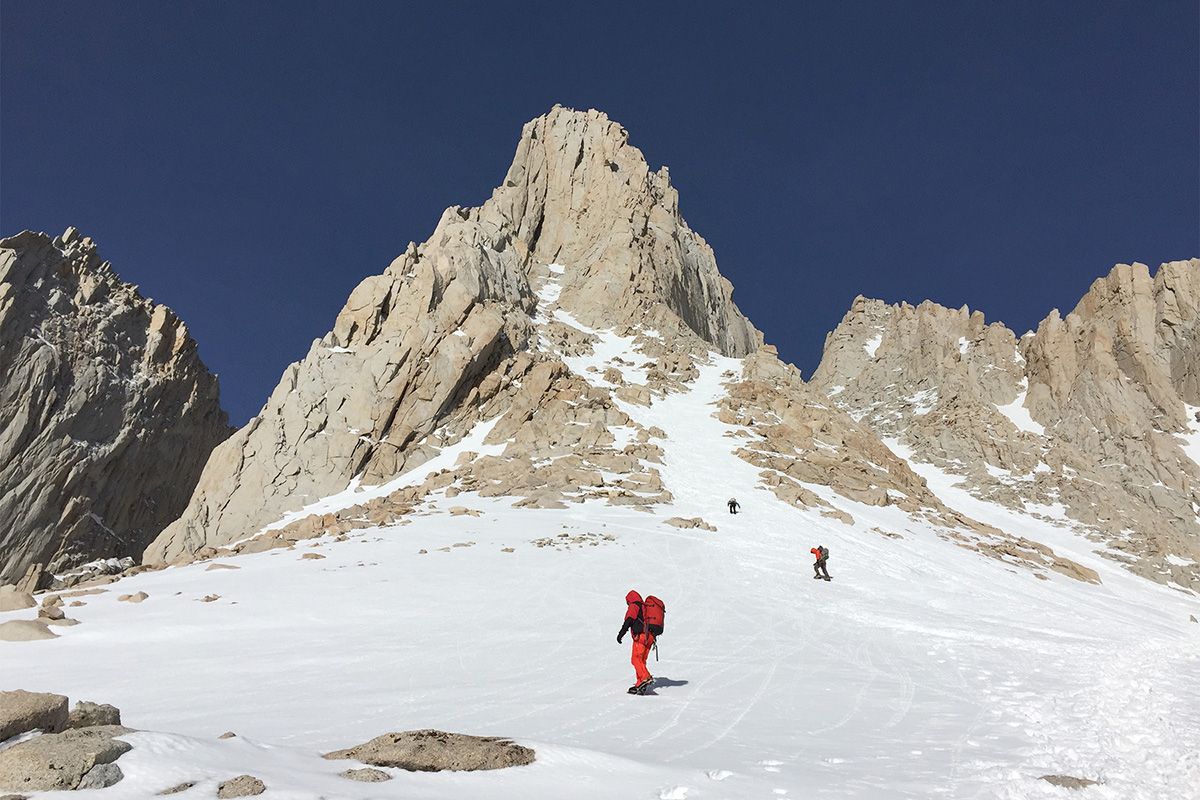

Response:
(148, 106), (761, 562)
(144, 106), (1103, 584)
(809, 259), (1200, 589)
(0, 229), (231, 584)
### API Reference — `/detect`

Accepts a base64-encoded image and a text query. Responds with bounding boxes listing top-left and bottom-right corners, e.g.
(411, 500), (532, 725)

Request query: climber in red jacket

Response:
(616, 590), (654, 693)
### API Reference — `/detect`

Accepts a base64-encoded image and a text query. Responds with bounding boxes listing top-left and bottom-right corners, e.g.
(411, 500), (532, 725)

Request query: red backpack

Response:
(643, 595), (665, 636)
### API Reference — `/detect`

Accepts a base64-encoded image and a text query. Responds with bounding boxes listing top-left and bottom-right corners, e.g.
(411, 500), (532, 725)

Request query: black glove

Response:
(616, 632), (624, 644)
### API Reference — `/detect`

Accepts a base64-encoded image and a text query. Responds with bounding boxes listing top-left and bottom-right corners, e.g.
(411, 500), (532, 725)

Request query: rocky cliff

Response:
(809, 259), (1200, 589)
(0, 229), (231, 584)
(146, 107), (762, 561)
(143, 107), (1135, 589)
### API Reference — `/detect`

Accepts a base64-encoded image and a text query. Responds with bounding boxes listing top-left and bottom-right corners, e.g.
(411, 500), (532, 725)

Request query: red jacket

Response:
(620, 590), (645, 637)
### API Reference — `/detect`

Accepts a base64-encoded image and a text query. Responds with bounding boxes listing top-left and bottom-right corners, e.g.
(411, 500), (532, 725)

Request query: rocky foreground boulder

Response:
(0, 691), (129, 793)
(0, 690), (68, 742)
(0, 228), (231, 585)
(0, 725), (133, 792)
(324, 729), (535, 772)
(809, 259), (1200, 589)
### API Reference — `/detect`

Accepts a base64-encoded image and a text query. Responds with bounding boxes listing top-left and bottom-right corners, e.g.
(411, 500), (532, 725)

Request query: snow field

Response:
(4, 348), (1200, 798)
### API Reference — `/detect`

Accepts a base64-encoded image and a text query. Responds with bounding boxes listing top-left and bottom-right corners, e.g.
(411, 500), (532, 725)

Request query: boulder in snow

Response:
(0, 586), (35, 612)
(0, 690), (68, 742)
(323, 729), (535, 772)
(339, 767), (392, 782)
(66, 701), (122, 730)
(0, 620), (57, 642)
(216, 774), (265, 797)
(0, 725), (133, 792)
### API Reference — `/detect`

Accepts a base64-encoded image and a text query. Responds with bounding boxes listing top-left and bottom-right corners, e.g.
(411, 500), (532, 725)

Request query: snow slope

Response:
(4, 351), (1200, 799)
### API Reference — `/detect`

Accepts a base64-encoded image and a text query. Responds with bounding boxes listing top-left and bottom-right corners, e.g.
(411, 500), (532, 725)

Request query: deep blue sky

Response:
(3, 2), (1197, 425)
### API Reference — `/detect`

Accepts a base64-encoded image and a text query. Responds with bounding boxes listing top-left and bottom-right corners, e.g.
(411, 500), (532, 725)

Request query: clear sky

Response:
(3, 2), (1197, 426)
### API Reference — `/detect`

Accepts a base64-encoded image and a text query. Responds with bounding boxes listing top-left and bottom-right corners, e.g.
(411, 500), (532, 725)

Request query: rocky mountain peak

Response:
(0, 229), (231, 584)
(810, 258), (1200, 590)
(146, 108), (763, 562)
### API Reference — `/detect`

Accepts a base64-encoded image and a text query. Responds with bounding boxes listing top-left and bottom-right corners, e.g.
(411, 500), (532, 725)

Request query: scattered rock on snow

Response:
(665, 516), (717, 531)
(300, 552), (325, 560)
(200, 594), (220, 602)
(157, 781), (195, 795)
(76, 761), (123, 789)
(339, 767), (392, 782)
(323, 729), (535, 772)
(66, 701), (121, 730)
(37, 604), (64, 621)
(0, 586), (35, 612)
(118, 591), (149, 603)
(216, 774), (265, 797)
(1040, 774), (1100, 789)
(218, 731), (237, 739)
(0, 690), (68, 742)
(0, 620), (57, 642)
(205, 563), (240, 571)
(0, 725), (133, 792)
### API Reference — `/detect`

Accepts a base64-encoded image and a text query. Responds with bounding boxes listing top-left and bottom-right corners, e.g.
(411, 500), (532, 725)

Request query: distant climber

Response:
(617, 590), (664, 694)
(727, 498), (740, 514)
(811, 545), (831, 581)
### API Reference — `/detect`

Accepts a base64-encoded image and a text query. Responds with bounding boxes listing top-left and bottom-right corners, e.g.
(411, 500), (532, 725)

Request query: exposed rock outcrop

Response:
(0, 229), (231, 584)
(809, 259), (1200, 589)
(148, 106), (761, 563)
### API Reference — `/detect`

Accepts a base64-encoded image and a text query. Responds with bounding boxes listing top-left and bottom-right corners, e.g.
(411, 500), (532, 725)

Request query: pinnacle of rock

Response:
(0, 229), (231, 584)
(145, 107), (762, 562)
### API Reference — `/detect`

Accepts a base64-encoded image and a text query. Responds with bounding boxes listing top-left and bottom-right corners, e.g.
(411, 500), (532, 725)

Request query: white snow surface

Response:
(4, 349), (1200, 798)
(863, 333), (883, 359)
(1180, 405), (1200, 470)
(995, 380), (1046, 437)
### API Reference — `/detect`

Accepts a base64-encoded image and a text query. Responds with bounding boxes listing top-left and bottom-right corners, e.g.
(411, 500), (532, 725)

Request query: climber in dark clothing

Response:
(811, 545), (831, 580)
(727, 498), (740, 514)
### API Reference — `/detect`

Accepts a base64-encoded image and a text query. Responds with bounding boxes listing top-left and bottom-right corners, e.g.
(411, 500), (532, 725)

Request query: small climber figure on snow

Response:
(811, 545), (831, 581)
(727, 497), (740, 514)
(617, 590), (665, 694)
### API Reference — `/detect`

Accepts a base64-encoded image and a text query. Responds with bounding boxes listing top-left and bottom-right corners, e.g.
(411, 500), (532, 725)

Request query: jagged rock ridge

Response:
(809, 259), (1200, 590)
(0, 229), (231, 584)
(147, 107), (763, 561)
(146, 108), (1100, 588)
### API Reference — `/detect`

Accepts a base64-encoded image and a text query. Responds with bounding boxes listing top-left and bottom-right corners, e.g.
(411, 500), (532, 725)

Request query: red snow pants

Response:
(630, 632), (655, 683)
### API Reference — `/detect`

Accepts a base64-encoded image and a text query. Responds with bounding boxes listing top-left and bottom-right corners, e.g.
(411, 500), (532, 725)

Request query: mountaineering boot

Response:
(634, 677), (654, 694)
